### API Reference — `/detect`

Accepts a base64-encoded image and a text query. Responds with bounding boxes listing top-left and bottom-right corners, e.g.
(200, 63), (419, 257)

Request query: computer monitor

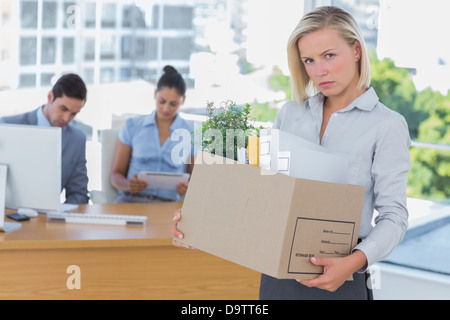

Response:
(0, 124), (61, 231)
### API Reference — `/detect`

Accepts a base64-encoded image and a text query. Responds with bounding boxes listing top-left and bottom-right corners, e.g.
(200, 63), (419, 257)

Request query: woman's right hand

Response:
(168, 209), (196, 249)
(128, 174), (148, 194)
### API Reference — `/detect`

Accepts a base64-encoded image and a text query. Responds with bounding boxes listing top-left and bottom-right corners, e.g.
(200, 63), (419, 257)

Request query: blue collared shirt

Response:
(37, 106), (52, 127)
(273, 88), (411, 268)
(119, 111), (195, 201)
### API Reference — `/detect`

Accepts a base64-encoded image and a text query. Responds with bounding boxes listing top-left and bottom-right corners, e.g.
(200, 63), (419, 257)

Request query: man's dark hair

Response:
(52, 73), (87, 102)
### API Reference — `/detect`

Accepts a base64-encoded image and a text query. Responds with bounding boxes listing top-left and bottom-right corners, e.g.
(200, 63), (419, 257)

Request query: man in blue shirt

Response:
(0, 74), (89, 204)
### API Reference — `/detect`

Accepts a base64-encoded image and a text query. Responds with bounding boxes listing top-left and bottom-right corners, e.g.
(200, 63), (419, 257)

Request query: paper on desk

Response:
(138, 172), (190, 190)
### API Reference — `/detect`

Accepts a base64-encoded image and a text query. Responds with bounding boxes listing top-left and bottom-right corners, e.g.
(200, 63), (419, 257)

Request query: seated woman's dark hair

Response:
(156, 65), (186, 97)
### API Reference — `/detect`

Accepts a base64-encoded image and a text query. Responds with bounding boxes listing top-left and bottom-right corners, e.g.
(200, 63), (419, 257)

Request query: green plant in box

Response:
(200, 100), (262, 161)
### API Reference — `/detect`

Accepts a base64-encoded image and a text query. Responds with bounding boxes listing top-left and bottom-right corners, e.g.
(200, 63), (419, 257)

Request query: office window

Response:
(122, 4), (148, 29)
(135, 68), (155, 82)
(163, 6), (193, 29)
(19, 73), (36, 87)
(100, 67), (115, 83)
(20, 1), (37, 28)
(84, 37), (95, 61)
(120, 67), (132, 81)
(152, 5), (194, 29)
(1, 49), (9, 61)
(83, 68), (94, 84)
(100, 35), (115, 60)
(163, 37), (192, 60)
(122, 5), (132, 28)
(62, 1), (76, 29)
(20, 37), (37, 65)
(135, 37), (157, 61)
(121, 36), (132, 59)
(41, 73), (55, 87)
(119, 67), (156, 82)
(85, 2), (96, 28)
(41, 37), (56, 64)
(42, 1), (57, 29)
(62, 37), (75, 64)
(101, 3), (116, 28)
(135, 38), (148, 60)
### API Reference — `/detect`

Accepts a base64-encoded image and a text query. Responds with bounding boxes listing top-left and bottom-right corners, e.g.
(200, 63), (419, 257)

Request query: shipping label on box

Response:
(177, 152), (364, 280)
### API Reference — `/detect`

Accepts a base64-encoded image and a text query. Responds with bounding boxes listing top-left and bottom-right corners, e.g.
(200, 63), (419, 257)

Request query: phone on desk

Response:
(7, 214), (30, 221)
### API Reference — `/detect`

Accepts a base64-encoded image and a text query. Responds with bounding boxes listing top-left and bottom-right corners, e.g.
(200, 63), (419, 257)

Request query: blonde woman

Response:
(170, 6), (411, 300)
(259, 6), (411, 299)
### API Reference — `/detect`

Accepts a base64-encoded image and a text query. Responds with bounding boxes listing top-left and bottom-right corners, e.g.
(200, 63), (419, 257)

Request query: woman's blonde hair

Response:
(287, 6), (371, 103)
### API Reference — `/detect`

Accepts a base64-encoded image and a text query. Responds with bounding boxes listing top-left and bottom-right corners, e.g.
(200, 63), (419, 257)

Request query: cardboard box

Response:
(177, 152), (364, 280)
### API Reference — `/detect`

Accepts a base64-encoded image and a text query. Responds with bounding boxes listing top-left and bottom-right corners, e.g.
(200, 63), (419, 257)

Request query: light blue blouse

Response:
(273, 88), (411, 268)
(119, 111), (195, 201)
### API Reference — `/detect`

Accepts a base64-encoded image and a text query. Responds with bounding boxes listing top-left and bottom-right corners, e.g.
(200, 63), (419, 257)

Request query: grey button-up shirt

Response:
(273, 87), (411, 268)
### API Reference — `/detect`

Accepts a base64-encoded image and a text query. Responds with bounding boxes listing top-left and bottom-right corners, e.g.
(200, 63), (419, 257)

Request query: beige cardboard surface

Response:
(177, 152), (364, 280)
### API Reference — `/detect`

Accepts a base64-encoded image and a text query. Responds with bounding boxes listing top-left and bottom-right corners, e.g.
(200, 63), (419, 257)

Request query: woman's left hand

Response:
(297, 250), (367, 292)
(168, 209), (196, 250)
(176, 181), (188, 196)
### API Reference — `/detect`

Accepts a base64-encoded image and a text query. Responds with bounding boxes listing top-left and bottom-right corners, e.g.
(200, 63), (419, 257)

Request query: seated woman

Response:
(110, 66), (195, 203)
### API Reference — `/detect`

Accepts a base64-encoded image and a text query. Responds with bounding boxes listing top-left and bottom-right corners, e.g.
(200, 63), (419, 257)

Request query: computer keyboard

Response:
(46, 212), (147, 226)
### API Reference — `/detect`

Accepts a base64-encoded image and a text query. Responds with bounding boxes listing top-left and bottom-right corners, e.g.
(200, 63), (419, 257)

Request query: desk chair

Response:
(89, 129), (120, 203)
